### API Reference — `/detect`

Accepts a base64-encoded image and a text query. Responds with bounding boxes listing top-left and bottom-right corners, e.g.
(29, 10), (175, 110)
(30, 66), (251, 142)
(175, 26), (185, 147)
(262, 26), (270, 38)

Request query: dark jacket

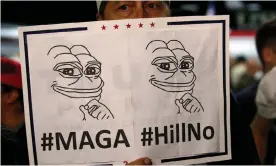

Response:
(236, 82), (276, 164)
(1, 125), (29, 165)
(208, 93), (260, 165)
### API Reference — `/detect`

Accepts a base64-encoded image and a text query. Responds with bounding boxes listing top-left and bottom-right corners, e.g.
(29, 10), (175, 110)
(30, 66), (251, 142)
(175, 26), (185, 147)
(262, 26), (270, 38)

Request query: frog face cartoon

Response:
(48, 45), (104, 99)
(146, 40), (196, 92)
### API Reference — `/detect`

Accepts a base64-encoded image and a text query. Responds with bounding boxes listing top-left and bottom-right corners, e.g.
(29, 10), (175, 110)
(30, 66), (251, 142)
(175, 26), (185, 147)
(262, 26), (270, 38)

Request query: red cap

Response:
(1, 56), (22, 89)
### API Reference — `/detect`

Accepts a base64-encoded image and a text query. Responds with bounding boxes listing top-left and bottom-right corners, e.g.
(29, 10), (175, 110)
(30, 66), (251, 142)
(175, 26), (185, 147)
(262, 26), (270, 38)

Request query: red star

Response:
(126, 23), (131, 28)
(138, 23), (143, 28)
(114, 24), (119, 29)
(150, 22), (155, 27)
(101, 25), (106, 30)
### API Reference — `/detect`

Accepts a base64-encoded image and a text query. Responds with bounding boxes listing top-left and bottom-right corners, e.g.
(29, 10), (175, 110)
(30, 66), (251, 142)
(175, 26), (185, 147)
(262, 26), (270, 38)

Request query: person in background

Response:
(229, 56), (236, 90)
(95, 1), (259, 164)
(230, 56), (260, 92)
(247, 18), (276, 164)
(246, 58), (263, 80)
(230, 56), (248, 91)
(1, 56), (29, 165)
(96, 1), (170, 20)
(254, 66), (276, 164)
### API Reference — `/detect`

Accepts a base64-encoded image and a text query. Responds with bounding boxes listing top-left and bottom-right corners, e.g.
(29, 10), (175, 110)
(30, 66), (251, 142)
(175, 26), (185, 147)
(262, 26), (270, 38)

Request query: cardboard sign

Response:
(18, 15), (231, 165)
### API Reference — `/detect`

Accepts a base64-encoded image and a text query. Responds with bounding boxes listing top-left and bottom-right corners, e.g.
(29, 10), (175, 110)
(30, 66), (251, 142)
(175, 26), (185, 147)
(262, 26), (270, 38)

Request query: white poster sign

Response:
(18, 15), (231, 165)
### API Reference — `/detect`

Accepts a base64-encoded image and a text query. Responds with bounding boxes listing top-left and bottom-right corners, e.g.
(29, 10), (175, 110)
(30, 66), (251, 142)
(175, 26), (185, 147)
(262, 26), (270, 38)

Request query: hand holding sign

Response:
(80, 99), (114, 120)
(176, 93), (204, 114)
(19, 15), (229, 165)
(126, 157), (152, 165)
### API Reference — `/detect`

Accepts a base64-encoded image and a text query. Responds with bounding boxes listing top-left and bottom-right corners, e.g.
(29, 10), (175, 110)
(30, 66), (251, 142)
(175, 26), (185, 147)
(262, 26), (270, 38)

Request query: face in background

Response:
(263, 45), (276, 72)
(246, 58), (262, 76)
(49, 45), (104, 99)
(97, 1), (170, 20)
(1, 84), (24, 129)
(1, 85), (17, 113)
(256, 18), (276, 73)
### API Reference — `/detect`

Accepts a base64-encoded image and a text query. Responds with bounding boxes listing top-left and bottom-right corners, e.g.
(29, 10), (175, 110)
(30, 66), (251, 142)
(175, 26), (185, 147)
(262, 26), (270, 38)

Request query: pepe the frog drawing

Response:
(146, 40), (204, 114)
(48, 45), (114, 121)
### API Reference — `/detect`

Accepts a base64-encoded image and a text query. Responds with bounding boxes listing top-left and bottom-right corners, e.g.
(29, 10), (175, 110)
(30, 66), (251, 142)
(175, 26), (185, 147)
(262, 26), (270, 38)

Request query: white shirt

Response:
(256, 66), (276, 119)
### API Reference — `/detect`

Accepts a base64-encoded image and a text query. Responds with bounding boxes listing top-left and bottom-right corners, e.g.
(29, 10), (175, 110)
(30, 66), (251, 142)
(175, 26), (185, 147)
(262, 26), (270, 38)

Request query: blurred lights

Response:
(180, 4), (199, 13)
(1, 24), (19, 39)
(206, 1), (215, 15)
(10, 56), (21, 62)
(230, 36), (258, 58)
(225, 1), (244, 10)
(247, 3), (261, 12)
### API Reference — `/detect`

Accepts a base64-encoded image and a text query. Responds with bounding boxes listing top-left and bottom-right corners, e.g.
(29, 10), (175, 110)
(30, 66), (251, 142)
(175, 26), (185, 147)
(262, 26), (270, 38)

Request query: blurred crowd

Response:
(230, 55), (262, 92)
(1, 1), (276, 165)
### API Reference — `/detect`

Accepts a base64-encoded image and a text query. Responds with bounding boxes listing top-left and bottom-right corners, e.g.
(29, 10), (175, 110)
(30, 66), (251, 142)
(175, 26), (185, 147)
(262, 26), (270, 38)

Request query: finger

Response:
(86, 99), (99, 109)
(180, 93), (192, 102)
(185, 102), (193, 113)
(127, 157), (152, 165)
(88, 106), (94, 115)
(91, 108), (101, 119)
(183, 99), (192, 111)
(182, 99), (191, 108)
(88, 105), (98, 115)
(193, 106), (198, 113)
(198, 107), (202, 112)
(101, 113), (107, 120)
(96, 111), (102, 120)
(190, 105), (194, 112)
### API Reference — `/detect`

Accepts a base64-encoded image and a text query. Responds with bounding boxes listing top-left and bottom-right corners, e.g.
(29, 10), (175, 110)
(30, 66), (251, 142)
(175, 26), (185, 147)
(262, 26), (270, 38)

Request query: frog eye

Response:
(84, 65), (101, 77)
(152, 57), (177, 73)
(54, 64), (82, 78)
(179, 58), (194, 71)
(156, 62), (176, 71)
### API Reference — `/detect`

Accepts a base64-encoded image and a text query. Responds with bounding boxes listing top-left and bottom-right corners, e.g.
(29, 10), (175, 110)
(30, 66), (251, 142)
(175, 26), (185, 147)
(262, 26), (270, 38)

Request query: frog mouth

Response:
(150, 76), (195, 92)
(52, 81), (104, 98)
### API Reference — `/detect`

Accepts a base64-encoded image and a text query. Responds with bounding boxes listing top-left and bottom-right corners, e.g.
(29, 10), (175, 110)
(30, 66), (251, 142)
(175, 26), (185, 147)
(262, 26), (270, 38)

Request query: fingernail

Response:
(144, 158), (152, 165)
(85, 105), (89, 109)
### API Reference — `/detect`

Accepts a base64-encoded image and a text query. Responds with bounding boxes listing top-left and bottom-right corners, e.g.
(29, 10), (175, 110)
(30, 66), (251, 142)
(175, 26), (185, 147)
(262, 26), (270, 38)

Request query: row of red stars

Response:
(101, 22), (155, 30)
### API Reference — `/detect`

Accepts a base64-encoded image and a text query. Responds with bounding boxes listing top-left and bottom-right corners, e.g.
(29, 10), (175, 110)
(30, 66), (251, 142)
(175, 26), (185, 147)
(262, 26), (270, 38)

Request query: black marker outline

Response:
(48, 44), (114, 121)
(23, 27), (88, 165)
(22, 20), (228, 165)
(146, 40), (204, 114)
(160, 20), (228, 164)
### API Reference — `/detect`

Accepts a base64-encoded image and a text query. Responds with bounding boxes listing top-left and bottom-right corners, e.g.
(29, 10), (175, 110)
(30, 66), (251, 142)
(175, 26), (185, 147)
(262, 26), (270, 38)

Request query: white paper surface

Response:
(18, 15), (231, 165)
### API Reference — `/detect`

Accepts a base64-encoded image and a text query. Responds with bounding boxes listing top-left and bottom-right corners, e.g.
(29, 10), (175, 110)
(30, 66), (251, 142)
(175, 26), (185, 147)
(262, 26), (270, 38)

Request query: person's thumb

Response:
(127, 157), (152, 165)
(181, 92), (192, 102)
